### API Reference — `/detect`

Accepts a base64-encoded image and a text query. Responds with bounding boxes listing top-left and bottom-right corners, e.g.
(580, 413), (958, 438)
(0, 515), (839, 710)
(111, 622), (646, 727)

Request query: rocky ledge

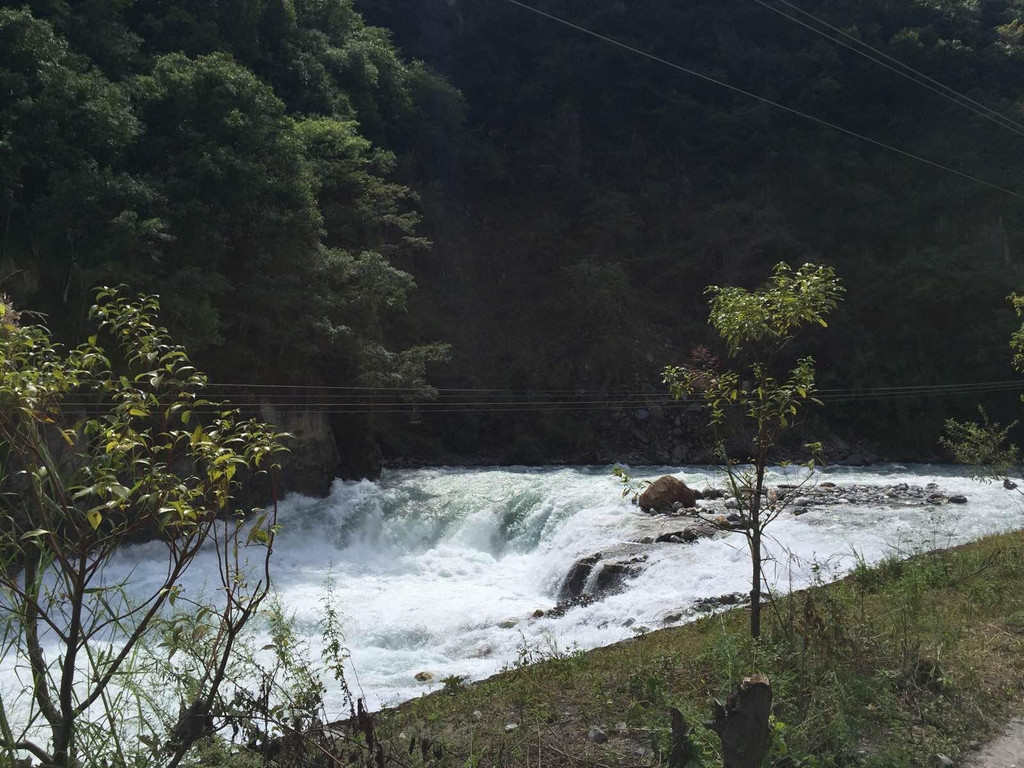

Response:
(547, 477), (969, 620)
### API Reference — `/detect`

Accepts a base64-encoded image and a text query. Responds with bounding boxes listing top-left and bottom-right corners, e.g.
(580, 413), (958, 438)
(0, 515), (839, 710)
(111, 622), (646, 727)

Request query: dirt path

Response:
(965, 719), (1024, 767)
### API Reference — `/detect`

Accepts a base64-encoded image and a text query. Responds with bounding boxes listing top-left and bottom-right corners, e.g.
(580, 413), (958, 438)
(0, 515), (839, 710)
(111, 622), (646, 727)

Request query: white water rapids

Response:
(4, 464), (1023, 724)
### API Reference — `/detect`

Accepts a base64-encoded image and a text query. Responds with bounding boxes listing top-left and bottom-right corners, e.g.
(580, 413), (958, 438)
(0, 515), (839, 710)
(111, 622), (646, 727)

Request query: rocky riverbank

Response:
(532, 478), (971, 629)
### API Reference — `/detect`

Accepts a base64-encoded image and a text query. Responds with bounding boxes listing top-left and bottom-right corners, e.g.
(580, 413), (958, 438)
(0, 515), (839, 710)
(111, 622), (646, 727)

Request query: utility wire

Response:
(493, 0), (1024, 202)
(199, 378), (1024, 395)
(753, 0), (1024, 137)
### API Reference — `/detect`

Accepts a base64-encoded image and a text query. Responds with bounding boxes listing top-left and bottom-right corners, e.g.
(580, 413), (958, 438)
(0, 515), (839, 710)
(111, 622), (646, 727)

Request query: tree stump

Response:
(668, 707), (697, 768)
(706, 674), (772, 768)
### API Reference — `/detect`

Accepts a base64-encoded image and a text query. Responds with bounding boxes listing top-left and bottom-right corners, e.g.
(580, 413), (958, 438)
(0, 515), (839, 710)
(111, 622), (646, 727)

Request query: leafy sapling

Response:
(664, 262), (843, 638)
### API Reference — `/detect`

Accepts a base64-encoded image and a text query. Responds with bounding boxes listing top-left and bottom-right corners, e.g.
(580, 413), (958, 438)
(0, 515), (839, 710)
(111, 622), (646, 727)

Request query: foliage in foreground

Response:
(0, 289), (292, 766)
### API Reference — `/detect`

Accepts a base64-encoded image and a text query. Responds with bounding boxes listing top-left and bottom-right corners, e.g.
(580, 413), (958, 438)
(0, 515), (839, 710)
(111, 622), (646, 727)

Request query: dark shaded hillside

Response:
(4, 0), (1024, 480)
(358, 0), (1024, 463)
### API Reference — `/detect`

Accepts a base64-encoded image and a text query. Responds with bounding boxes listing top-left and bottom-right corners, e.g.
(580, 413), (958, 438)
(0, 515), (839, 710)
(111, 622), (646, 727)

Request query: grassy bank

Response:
(361, 530), (1024, 767)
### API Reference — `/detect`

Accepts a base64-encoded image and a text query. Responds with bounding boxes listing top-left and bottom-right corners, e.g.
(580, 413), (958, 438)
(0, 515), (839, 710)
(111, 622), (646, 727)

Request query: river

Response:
(6, 463), (1022, 723)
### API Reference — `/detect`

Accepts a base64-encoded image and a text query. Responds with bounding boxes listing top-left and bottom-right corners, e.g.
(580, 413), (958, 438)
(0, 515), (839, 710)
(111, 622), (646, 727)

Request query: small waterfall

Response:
(7, 464), (1022, 715)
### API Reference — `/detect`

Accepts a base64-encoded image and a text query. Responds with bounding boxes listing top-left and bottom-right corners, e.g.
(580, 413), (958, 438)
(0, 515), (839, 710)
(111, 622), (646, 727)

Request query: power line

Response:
(492, 0), (1024, 202)
(199, 378), (1024, 395)
(753, 0), (1024, 138)
(52, 380), (1024, 415)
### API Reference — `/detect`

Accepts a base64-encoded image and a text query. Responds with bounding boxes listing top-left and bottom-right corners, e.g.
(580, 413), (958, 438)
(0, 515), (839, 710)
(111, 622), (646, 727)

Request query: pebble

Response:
(932, 755), (953, 768)
(948, 494), (968, 504)
(504, 723), (519, 733)
(587, 726), (608, 744)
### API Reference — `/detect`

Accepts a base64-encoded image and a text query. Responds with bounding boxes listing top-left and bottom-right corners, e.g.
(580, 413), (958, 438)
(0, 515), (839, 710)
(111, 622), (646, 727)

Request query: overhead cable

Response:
(492, 0), (1024, 202)
(752, 0), (1024, 137)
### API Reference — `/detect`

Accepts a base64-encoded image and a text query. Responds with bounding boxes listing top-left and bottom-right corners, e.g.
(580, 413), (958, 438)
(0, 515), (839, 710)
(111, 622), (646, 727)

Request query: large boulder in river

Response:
(639, 476), (699, 512)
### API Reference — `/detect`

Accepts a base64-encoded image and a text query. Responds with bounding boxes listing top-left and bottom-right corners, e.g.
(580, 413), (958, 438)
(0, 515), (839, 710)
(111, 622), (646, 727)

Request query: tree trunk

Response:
(749, 462), (765, 638)
(707, 675), (773, 768)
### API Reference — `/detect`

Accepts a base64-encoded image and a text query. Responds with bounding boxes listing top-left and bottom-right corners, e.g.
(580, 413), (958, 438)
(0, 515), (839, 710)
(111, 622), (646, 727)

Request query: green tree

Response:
(0, 288), (286, 766)
(664, 262), (843, 638)
(943, 291), (1024, 481)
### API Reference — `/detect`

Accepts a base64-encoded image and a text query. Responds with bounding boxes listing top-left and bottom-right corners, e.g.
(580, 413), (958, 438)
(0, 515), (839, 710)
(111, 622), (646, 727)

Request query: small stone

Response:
(792, 496), (812, 507)
(499, 619), (516, 629)
(820, 482), (836, 488)
(587, 726), (608, 744)
(472, 710), (483, 721)
(968, 741), (982, 750)
(701, 487), (723, 499)
(622, 617), (635, 627)
(932, 755), (953, 768)
(1004, 479), (1018, 490)
(414, 671), (434, 682)
(504, 723), (519, 733)
(792, 507), (810, 516)
(532, 609), (545, 618)
(726, 513), (741, 523)
(725, 497), (740, 510)
(681, 527), (699, 542)
(948, 494), (967, 504)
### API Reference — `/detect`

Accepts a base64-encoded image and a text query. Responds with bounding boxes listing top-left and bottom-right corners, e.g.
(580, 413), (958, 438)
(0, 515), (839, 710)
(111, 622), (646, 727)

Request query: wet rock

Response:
(948, 494), (967, 504)
(820, 481), (837, 489)
(498, 620), (516, 629)
(622, 618), (635, 628)
(661, 612), (684, 625)
(656, 527), (702, 544)
(639, 476), (699, 512)
(532, 609), (545, 618)
(792, 507), (811, 516)
(701, 486), (724, 499)
(725, 513), (741, 523)
(725, 497), (740, 510)
(927, 493), (946, 504)
(414, 672), (434, 682)
(693, 592), (749, 613)
(587, 727), (608, 744)
(792, 496), (812, 507)
(559, 554), (601, 601)
(592, 560), (644, 595)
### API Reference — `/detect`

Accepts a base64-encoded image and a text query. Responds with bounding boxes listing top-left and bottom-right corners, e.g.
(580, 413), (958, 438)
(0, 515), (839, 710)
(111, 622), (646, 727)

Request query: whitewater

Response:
(6, 464), (1023, 721)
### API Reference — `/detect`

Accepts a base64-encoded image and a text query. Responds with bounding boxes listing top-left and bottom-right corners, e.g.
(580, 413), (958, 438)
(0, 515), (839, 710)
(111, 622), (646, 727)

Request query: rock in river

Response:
(639, 476), (699, 512)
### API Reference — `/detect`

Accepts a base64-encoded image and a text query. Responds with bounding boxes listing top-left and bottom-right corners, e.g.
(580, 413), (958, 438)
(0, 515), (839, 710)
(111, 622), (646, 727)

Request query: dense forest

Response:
(5, 0), (1024, 486)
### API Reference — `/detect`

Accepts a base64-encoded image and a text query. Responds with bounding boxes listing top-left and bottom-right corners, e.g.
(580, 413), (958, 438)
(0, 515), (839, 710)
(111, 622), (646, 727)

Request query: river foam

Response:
(6, 464), (1023, 721)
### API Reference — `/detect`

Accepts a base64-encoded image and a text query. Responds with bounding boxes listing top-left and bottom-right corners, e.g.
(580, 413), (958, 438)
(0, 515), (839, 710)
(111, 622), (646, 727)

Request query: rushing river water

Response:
(5, 464), (1023, 723)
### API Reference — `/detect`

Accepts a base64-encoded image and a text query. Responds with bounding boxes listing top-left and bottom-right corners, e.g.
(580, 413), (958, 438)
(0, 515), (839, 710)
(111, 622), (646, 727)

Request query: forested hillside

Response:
(4, 0), (1024, 479)
(360, 0), (1024, 465)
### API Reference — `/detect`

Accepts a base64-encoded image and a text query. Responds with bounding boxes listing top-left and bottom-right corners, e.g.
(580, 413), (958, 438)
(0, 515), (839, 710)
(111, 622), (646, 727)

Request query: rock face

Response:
(639, 476), (698, 512)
